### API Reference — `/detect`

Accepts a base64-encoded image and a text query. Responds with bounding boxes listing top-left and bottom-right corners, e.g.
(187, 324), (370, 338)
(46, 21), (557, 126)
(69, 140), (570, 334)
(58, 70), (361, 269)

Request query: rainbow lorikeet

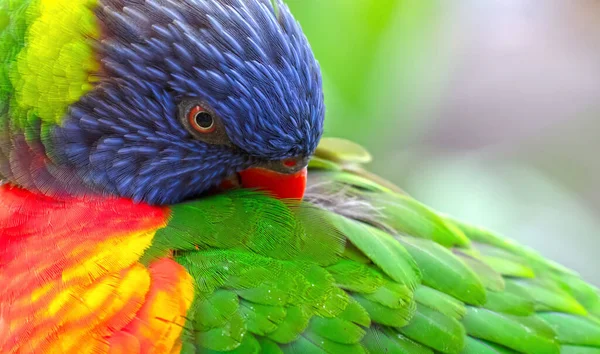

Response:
(1, 0), (599, 353)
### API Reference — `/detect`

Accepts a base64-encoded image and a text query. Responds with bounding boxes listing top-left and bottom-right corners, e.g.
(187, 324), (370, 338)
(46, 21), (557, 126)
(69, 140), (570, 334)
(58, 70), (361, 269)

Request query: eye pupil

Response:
(194, 112), (213, 129)
(187, 105), (216, 133)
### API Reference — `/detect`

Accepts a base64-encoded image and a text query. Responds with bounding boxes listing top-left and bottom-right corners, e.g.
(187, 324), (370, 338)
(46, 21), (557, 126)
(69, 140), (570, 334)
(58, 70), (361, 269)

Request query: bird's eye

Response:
(179, 100), (230, 145)
(188, 105), (215, 133)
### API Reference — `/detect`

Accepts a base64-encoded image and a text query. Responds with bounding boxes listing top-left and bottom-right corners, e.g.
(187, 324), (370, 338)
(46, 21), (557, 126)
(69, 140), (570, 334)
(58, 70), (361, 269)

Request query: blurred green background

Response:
(287, 0), (600, 286)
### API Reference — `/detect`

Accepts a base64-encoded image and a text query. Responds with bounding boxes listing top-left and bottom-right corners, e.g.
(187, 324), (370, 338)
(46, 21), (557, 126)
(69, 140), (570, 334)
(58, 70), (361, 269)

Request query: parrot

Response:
(1, 0), (599, 353)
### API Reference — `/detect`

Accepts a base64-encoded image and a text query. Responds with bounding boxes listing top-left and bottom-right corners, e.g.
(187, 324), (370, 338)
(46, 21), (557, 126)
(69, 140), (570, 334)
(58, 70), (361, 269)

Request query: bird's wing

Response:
(148, 138), (600, 353)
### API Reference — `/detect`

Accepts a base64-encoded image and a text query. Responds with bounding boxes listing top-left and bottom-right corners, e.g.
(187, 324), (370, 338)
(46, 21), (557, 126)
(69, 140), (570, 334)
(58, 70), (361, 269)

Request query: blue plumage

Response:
(50, 0), (324, 204)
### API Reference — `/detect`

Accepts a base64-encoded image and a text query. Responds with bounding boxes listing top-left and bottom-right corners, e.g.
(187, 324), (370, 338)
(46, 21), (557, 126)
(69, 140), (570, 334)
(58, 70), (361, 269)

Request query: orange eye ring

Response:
(188, 105), (215, 133)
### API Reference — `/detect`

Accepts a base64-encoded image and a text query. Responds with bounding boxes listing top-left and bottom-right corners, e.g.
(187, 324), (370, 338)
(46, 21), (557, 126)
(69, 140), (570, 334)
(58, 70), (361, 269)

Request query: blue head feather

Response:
(49, 0), (325, 204)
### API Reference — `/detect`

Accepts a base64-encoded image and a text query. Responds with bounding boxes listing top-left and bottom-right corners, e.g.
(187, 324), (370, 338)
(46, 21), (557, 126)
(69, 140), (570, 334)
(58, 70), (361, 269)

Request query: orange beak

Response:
(238, 166), (307, 200)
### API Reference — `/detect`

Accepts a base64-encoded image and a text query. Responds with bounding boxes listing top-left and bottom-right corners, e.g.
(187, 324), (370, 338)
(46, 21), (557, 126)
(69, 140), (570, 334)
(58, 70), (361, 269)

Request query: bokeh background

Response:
(287, 0), (600, 286)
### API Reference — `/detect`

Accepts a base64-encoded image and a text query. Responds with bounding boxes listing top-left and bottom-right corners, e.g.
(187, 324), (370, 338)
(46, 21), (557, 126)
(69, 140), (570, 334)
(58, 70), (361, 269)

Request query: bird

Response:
(0, 0), (599, 353)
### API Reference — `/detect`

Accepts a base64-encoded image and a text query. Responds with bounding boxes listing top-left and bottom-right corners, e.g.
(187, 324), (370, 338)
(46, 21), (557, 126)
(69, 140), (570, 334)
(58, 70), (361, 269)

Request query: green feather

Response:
(288, 205), (346, 266)
(307, 156), (343, 171)
(507, 279), (587, 315)
(399, 304), (466, 354)
(461, 337), (512, 354)
(326, 260), (385, 293)
(267, 306), (311, 344)
(0, 0), (30, 101)
(453, 220), (576, 276)
(257, 338), (284, 354)
(398, 236), (486, 305)
(314, 137), (373, 165)
(314, 170), (393, 193)
(483, 290), (535, 316)
(480, 255), (536, 278)
(308, 317), (366, 344)
(512, 314), (557, 338)
(538, 313), (600, 347)
(330, 214), (421, 289)
(237, 284), (290, 307)
(203, 334), (261, 354)
(341, 242), (372, 264)
(561, 346), (600, 354)
(257, 337), (283, 354)
(281, 335), (326, 354)
(362, 281), (413, 310)
(302, 331), (366, 354)
(376, 195), (470, 247)
(145, 191), (344, 266)
(196, 290), (240, 331)
(196, 311), (247, 351)
(467, 242), (536, 279)
(415, 286), (467, 320)
(462, 338), (519, 354)
(239, 301), (286, 336)
(338, 297), (372, 327)
(179, 341), (196, 354)
(556, 275), (600, 315)
(454, 251), (505, 291)
(362, 327), (433, 354)
(353, 293), (416, 328)
(462, 307), (559, 354)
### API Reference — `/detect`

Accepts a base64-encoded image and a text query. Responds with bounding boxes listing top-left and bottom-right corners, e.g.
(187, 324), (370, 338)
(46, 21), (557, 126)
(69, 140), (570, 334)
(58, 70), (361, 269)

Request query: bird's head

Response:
(0, 0), (324, 204)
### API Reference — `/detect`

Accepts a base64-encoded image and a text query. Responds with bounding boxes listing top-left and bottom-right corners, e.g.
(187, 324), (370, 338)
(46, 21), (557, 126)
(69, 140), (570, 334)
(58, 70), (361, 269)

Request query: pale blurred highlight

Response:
(288, 0), (600, 285)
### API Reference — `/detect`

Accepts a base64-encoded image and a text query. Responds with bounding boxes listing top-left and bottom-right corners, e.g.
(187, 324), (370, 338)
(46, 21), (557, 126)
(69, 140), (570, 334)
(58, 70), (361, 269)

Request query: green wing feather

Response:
(147, 137), (600, 353)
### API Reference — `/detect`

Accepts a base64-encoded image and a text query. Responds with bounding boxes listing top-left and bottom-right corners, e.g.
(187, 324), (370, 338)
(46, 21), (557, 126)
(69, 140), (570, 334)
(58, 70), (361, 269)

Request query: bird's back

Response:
(2, 146), (600, 353)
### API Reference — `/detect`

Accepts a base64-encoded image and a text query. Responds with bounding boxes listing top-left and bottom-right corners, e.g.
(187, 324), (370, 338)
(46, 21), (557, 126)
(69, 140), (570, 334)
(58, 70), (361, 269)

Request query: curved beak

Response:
(239, 167), (307, 200)
(238, 157), (309, 200)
